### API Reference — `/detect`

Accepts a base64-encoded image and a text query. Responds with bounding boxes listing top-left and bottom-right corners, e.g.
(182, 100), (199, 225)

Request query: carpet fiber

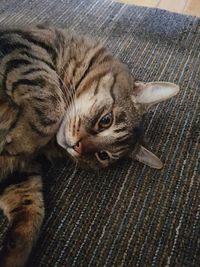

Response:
(0, 0), (200, 266)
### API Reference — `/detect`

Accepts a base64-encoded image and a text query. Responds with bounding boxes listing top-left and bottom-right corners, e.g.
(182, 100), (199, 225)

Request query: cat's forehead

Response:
(73, 90), (113, 118)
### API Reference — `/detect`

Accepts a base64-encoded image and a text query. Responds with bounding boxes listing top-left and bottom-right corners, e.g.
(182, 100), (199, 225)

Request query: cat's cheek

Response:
(94, 159), (110, 169)
(67, 148), (78, 157)
(56, 127), (66, 149)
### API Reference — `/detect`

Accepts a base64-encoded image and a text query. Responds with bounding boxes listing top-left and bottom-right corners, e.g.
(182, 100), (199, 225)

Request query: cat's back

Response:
(0, 26), (60, 98)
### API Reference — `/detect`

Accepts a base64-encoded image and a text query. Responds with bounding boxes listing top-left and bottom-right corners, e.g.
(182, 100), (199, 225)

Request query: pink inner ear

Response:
(134, 82), (179, 106)
(135, 145), (163, 169)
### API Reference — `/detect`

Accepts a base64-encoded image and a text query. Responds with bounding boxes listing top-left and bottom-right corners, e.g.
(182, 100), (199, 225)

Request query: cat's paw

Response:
(2, 135), (18, 156)
(3, 134), (27, 156)
(0, 225), (31, 267)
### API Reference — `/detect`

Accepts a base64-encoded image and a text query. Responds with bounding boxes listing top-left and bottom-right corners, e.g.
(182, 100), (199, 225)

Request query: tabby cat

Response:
(0, 25), (179, 267)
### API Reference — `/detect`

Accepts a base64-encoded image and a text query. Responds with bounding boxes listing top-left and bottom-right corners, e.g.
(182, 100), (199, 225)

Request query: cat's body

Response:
(0, 26), (179, 267)
(0, 26), (108, 176)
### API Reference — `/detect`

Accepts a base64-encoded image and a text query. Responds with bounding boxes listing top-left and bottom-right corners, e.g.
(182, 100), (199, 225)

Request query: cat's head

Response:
(57, 61), (179, 169)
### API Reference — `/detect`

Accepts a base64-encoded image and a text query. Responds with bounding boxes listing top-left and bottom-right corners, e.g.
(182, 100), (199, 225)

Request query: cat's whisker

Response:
(56, 71), (79, 140)
(58, 68), (77, 121)
(65, 79), (78, 135)
(54, 82), (71, 123)
(68, 80), (76, 117)
(54, 69), (71, 105)
(71, 80), (78, 121)
(57, 75), (72, 107)
(53, 73), (74, 124)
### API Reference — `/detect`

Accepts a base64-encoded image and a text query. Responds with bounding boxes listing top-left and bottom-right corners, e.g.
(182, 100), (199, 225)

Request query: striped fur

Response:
(0, 25), (141, 267)
(0, 25), (178, 267)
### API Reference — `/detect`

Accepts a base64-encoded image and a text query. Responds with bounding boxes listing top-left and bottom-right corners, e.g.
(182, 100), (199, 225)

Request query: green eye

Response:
(99, 112), (113, 129)
(96, 151), (110, 161)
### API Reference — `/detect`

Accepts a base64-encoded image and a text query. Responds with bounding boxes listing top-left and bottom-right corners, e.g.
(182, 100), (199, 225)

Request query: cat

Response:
(0, 25), (179, 267)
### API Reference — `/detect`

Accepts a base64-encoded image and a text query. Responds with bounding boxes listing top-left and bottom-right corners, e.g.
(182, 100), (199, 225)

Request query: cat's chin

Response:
(67, 147), (80, 159)
(65, 150), (98, 170)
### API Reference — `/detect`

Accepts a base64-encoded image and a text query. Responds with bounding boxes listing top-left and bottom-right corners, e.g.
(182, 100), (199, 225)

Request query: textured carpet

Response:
(0, 0), (200, 266)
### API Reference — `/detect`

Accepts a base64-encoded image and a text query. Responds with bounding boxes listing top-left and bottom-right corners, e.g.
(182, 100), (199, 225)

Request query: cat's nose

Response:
(73, 140), (82, 154)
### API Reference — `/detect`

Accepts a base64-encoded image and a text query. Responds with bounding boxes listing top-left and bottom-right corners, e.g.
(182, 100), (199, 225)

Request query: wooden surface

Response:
(116, 0), (200, 17)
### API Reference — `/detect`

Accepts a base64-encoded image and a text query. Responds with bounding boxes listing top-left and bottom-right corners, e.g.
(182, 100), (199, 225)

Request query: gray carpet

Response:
(0, 0), (200, 266)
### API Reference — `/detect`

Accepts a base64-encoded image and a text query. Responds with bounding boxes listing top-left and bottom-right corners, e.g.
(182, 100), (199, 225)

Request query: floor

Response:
(116, 0), (200, 17)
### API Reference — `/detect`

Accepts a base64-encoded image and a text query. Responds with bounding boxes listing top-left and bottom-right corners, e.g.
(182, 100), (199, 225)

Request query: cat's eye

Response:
(98, 112), (113, 129)
(96, 151), (110, 161)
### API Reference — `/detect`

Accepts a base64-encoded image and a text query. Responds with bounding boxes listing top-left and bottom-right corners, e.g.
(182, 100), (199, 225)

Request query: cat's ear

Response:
(132, 81), (179, 113)
(130, 145), (163, 169)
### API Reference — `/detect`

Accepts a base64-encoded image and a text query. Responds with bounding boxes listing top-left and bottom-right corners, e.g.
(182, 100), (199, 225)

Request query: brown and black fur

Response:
(0, 26), (179, 267)
(0, 26), (132, 267)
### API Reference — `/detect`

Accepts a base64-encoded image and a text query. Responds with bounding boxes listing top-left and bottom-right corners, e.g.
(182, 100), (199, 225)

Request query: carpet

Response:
(0, 0), (199, 266)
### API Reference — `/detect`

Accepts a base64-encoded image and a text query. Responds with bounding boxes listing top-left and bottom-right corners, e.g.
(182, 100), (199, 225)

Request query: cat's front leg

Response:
(0, 171), (44, 267)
